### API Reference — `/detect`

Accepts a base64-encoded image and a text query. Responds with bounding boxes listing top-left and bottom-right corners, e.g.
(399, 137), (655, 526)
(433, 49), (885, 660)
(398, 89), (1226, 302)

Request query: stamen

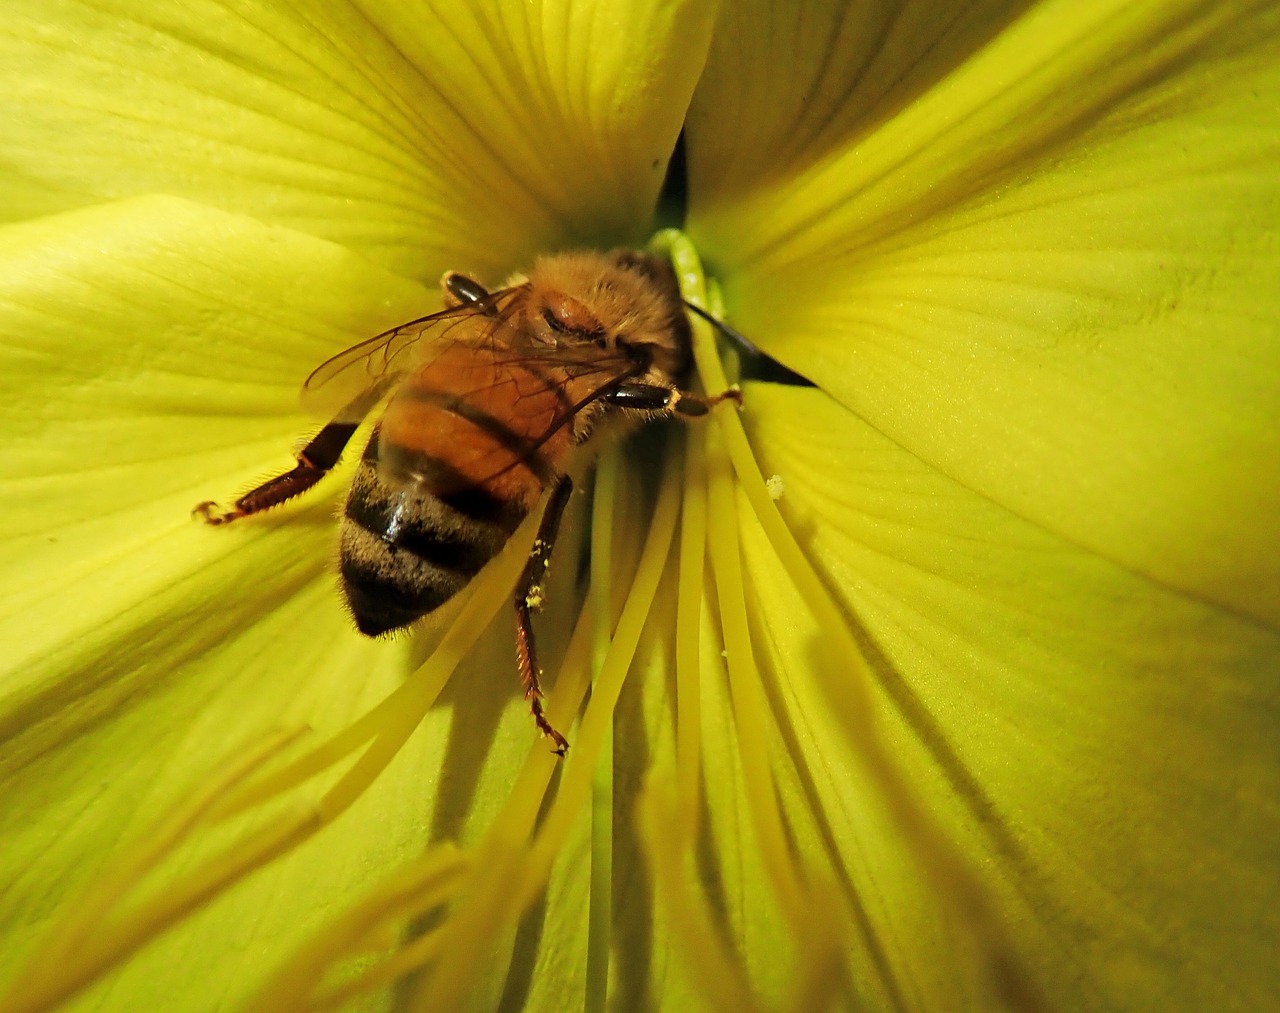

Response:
(307, 929), (444, 1013)
(655, 227), (1039, 1007)
(216, 514), (545, 821)
(405, 844), (531, 1013)
(655, 230), (863, 1003)
(4, 727), (307, 1013)
(295, 523), (543, 821)
(675, 426), (708, 829)
(586, 448), (619, 1013)
(637, 777), (763, 1013)
(704, 427), (807, 927)
(243, 845), (469, 1012)
(411, 442), (685, 1010)
(4, 228), (1047, 1012)
(1, 511), (549, 1013)
(315, 602), (603, 1010)
(526, 442), (683, 874)
(5, 804), (312, 1013)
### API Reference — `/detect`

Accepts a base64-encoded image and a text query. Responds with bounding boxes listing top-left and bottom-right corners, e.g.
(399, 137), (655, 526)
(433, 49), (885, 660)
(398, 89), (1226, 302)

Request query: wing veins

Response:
(462, 358), (649, 487)
(301, 285), (527, 415)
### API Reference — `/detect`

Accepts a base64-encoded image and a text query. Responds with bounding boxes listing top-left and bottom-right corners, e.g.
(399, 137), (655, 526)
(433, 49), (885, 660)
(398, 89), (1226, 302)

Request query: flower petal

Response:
(0, 194), (431, 731)
(0, 195), (530, 1005)
(3, 0), (717, 280)
(691, 0), (1280, 626)
(740, 383), (1280, 1011)
(685, 0), (1034, 210)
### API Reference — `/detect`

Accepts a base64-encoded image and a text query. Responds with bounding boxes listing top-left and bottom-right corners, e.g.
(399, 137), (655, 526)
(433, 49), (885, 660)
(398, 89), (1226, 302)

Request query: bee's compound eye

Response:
(542, 293), (605, 342)
(540, 305), (570, 334)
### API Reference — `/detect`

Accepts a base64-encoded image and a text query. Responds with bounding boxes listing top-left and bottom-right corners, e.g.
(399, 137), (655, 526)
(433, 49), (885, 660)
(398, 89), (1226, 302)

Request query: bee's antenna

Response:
(682, 300), (763, 356)
(682, 300), (815, 388)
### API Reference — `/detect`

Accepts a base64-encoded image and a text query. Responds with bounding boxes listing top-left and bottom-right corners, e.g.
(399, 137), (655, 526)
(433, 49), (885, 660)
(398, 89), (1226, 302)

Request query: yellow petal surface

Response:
(685, 0), (1036, 210)
(739, 383), (1280, 1011)
(689, 0), (1280, 626)
(0, 196), (560, 1009)
(3, 0), (716, 281)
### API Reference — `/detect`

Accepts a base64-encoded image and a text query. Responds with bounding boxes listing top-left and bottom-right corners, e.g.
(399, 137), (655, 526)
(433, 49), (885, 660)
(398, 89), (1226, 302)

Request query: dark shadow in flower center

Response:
(655, 128), (689, 231)
(657, 131), (816, 390)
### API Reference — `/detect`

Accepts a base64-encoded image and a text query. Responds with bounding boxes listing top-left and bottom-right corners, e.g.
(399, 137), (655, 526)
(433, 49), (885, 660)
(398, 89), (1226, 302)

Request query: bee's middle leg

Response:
(514, 476), (574, 756)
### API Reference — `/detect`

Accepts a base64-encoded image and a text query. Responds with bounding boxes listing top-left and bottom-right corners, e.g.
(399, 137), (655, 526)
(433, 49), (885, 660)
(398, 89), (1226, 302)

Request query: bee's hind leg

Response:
(514, 476), (575, 756)
(193, 386), (384, 525)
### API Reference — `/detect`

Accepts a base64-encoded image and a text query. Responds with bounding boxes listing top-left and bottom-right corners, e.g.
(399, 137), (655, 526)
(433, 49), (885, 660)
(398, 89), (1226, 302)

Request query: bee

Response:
(195, 250), (739, 753)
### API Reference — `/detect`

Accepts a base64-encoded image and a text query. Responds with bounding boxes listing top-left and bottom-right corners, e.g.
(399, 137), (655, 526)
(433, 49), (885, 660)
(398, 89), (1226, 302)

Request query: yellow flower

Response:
(2, 1), (1278, 1011)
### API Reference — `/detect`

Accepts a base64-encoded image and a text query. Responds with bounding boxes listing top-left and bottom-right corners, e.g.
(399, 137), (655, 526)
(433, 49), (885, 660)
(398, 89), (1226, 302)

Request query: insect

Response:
(195, 249), (739, 754)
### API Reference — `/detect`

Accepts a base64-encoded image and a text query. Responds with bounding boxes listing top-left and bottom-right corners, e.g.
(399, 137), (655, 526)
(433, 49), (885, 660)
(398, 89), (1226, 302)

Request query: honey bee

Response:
(195, 250), (739, 753)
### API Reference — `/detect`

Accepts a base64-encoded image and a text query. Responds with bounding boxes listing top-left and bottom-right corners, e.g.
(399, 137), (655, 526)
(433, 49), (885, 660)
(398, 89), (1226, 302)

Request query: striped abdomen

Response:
(338, 344), (578, 636)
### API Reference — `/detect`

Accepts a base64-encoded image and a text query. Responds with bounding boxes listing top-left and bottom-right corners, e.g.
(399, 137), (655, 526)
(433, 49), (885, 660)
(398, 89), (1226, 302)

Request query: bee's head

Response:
(527, 287), (609, 348)
(523, 250), (691, 378)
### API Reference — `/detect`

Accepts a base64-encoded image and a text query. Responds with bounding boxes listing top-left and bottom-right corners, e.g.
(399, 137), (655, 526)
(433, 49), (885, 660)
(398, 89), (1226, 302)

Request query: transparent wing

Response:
(301, 277), (657, 491)
(501, 356), (649, 470)
(299, 284), (526, 420)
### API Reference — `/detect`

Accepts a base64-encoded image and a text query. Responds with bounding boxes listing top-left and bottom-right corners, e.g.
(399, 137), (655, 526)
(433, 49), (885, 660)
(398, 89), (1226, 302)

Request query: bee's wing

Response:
(371, 333), (646, 492)
(458, 348), (651, 488)
(300, 285), (526, 420)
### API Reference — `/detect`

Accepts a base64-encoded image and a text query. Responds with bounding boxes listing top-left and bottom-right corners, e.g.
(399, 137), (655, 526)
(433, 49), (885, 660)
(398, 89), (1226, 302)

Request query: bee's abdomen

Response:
(339, 456), (526, 637)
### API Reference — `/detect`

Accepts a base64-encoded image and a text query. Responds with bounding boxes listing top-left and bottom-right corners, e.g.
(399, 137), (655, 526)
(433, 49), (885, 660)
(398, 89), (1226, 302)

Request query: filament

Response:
(586, 447), (619, 1013)
(410, 441), (685, 1011)
(654, 227), (1038, 1007)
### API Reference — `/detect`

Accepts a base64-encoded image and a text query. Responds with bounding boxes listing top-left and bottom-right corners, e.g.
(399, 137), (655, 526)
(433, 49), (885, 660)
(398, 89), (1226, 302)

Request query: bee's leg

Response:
(514, 476), (574, 756)
(602, 382), (742, 418)
(193, 386), (385, 525)
(441, 271), (490, 309)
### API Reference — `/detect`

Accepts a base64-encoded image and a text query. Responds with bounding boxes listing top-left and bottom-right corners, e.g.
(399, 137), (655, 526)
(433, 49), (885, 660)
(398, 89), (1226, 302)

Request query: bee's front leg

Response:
(601, 382), (742, 418)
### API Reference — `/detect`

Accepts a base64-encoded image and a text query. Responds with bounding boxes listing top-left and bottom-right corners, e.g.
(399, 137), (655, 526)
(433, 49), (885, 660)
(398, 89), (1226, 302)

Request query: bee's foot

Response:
(193, 500), (242, 525)
(717, 386), (744, 408)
